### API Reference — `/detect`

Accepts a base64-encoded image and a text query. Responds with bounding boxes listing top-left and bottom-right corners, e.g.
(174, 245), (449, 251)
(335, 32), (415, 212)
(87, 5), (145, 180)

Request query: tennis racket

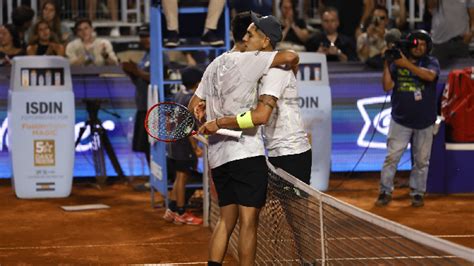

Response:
(145, 102), (242, 142)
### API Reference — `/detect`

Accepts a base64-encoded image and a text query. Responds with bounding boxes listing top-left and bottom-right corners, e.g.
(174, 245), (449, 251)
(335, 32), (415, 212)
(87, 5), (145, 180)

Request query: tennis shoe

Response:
(411, 194), (424, 207)
(201, 30), (224, 47)
(375, 192), (392, 206)
(163, 208), (178, 222)
(174, 212), (203, 225)
(165, 30), (180, 47)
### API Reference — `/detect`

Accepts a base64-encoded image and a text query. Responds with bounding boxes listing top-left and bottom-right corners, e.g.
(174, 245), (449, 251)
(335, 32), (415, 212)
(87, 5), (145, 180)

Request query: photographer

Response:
(376, 30), (440, 208)
(357, 6), (389, 67)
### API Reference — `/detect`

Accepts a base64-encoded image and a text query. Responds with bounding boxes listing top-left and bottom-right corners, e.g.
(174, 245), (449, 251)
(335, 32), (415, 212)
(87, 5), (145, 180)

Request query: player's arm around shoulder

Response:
(198, 94), (277, 135)
(271, 50), (299, 71)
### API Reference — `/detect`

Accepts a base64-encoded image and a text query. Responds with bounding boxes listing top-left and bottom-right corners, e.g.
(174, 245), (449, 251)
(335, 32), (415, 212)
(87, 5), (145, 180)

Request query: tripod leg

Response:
(75, 121), (90, 147)
(91, 125), (107, 184)
(99, 126), (125, 178)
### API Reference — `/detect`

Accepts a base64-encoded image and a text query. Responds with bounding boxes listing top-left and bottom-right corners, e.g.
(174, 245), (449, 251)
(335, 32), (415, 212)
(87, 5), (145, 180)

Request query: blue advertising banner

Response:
(1, 62), (455, 178)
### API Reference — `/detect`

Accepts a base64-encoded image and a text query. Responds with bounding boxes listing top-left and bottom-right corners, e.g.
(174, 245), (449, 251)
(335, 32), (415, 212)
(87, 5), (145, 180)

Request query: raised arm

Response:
(393, 53), (437, 82)
(271, 50), (299, 71)
(382, 60), (394, 92)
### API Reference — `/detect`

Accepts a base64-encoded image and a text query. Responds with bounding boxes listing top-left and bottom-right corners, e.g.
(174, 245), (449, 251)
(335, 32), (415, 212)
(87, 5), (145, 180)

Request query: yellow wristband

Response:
(236, 111), (254, 129)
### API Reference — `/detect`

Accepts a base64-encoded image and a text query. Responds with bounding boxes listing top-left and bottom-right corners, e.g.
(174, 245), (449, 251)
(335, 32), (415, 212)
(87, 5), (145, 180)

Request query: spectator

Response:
(374, 0), (407, 29)
(428, 0), (474, 67)
(35, 0), (74, 44)
(163, 0), (225, 47)
(11, 5), (35, 49)
(0, 24), (24, 66)
(65, 18), (118, 66)
(357, 5), (389, 67)
(278, 0), (311, 51)
(376, 30), (440, 208)
(121, 23), (151, 188)
(27, 20), (65, 56)
(163, 66), (204, 225)
(318, 7), (358, 61)
(319, 0), (374, 40)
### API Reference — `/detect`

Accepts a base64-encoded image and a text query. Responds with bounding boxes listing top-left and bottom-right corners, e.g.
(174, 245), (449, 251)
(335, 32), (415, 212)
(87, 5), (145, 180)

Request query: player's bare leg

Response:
(238, 205), (260, 266)
(209, 204), (239, 263)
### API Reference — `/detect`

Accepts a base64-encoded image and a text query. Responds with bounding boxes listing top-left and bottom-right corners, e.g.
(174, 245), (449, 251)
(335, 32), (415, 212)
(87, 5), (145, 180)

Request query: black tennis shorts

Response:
(167, 157), (197, 172)
(268, 149), (312, 185)
(211, 156), (268, 208)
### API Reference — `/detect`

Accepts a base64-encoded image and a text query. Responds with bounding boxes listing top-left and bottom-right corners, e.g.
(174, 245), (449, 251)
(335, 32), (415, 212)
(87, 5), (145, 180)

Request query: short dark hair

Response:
(11, 5), (35, 29)
(181, 66), (204, 88)
(74, 18), (93, 34)
(231, 11), (256, 43)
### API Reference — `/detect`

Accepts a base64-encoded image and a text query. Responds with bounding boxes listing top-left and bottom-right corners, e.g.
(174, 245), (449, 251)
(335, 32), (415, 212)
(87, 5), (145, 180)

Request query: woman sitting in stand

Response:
(27, 20), (65, 56)
(0, 24), (25, 66)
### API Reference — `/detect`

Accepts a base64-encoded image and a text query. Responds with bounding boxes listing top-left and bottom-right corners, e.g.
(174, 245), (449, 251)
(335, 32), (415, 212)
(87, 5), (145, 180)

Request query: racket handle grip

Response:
(216, 129), (242, 138)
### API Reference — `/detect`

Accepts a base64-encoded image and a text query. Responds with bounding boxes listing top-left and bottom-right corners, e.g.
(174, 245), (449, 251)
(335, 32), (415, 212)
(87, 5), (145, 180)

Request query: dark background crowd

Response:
(1, 0), (472, 69)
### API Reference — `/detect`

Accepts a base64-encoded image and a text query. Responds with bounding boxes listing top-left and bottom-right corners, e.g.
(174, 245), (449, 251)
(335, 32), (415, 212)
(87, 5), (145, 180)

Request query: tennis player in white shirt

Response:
(200, 12), (312, 185)
(199, 12), (314, 264)
(188, 12), (299, 265)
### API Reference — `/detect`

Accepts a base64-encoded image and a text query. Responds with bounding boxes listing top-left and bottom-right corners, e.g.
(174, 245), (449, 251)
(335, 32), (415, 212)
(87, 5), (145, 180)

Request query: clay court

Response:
(0, 173), (472, 264)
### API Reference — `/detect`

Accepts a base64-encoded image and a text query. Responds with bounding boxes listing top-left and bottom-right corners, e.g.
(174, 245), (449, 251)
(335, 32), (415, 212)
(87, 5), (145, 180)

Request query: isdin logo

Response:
(0, 118), (115, 152)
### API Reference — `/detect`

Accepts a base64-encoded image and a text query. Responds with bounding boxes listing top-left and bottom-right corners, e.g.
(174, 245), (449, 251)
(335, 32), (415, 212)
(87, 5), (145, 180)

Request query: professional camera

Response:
(384, 29), (433, 62)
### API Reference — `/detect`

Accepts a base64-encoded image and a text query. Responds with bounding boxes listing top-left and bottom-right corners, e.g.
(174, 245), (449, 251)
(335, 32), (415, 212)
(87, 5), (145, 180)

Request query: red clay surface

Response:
(0, 172), (472, 264)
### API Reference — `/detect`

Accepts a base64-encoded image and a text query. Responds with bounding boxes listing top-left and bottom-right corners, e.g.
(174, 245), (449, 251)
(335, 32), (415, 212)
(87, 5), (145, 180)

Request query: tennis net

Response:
(207, 162), (473, 265)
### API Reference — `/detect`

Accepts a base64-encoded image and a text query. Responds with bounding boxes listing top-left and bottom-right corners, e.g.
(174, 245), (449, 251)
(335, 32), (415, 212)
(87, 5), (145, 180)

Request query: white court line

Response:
(2, 235), (472, 251)
(0, 241), (207, 251)
(325, 234), (474, 241)
(259, 255), (460, 263)
(436, 235), (474, 238)
(322, 255), (460, 262)
(139, 263), (207, 266)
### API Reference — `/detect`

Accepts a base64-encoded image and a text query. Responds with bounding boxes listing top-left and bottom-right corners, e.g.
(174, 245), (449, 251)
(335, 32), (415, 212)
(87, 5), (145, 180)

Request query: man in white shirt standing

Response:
(188, 12), (298, 266)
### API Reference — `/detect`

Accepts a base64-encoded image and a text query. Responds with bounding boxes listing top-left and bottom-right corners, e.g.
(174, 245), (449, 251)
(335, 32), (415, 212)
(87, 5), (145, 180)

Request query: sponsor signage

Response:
(297, 53), (331, 191)
(8, 56), (75, 198)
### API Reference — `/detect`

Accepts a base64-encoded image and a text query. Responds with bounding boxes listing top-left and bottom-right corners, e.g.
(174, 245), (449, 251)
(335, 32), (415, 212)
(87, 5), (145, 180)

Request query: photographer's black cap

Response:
(138, 23), (150, 37)
(250, 11), (282, 48)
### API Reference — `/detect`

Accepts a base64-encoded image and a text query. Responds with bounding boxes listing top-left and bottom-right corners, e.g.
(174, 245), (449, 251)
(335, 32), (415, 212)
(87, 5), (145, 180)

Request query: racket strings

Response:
(147, 103), (195, 141)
